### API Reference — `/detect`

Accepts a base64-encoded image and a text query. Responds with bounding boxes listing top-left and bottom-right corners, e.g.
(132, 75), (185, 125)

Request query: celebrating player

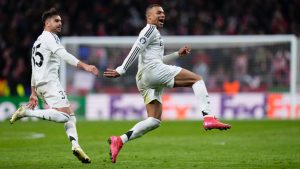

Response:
(104, 4), (231, 163)
(10, 8), (99, 163)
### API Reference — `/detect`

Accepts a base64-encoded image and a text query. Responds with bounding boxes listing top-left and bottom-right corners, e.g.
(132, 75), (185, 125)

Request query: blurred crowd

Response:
(69, 44), (290, 95)
(1, 0), (299, 96)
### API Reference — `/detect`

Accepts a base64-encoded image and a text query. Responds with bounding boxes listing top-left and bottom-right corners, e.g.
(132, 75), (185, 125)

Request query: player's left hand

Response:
(104, 68), (120, 78)
(178, 45), (191, 57)
(27, 94), (38, 110)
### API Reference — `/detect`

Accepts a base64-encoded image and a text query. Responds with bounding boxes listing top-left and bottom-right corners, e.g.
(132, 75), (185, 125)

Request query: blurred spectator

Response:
(7, 58), (27, 96)
(271, 10), (289, 34)
(271, 50), (290, 86)
(233, 52), (249, 86)
(223, 75), (240, 95)
(192, 51), (210, 81)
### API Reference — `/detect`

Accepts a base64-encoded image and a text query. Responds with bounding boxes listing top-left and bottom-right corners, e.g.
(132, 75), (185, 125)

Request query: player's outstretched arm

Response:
(112, 25), (156, 76)
(103, 68), (120, 78)
(77, 61), (99, 76)
(54, 48), (98, 76)
(163, 45), (191, 63)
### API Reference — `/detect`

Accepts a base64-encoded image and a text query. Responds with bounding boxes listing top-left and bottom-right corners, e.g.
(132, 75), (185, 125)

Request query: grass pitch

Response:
(0, 120), (299, 169)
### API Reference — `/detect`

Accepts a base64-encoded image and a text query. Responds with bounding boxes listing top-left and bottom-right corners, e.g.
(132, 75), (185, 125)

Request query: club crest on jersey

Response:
(139, 37), (147, 44)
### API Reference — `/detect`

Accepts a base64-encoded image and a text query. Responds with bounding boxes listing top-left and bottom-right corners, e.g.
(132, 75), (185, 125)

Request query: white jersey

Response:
(137, 24), (164, 72)
(31, 31), (64, 86)
(116, 24), (164, 75)
(116, 24), (181, 104)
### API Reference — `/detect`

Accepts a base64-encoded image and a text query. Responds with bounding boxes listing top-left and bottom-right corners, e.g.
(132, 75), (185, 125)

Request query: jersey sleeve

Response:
(55, 48), (79, 66)
(162, 52), (179, 63)
(116, 25), (156, 75)
(44, 32), (64, 53)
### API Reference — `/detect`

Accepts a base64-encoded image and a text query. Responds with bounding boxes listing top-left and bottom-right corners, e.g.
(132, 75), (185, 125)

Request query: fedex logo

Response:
(220, 93), (300, 119)
(220, 94), (266, 119)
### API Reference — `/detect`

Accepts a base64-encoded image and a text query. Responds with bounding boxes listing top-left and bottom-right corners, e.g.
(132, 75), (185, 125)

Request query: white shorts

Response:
(136, 64), (182, 104)
(35, 80), (70, 108)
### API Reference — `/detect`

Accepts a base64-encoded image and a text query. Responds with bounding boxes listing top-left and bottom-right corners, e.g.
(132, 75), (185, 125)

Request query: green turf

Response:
(0, 120), (299, 169)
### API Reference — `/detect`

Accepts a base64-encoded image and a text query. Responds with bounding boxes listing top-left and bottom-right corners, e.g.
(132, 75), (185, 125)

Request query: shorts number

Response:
(32, 43), (44, 67)
(59, 91), (66, 99)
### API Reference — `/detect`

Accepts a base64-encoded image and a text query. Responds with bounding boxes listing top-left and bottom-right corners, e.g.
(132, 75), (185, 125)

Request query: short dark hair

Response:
(145, 4), (162, 16)
(42, 8), (59, 24)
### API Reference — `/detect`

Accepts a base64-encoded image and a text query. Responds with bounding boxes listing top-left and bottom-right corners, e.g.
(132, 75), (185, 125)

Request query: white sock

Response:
(192, 80), (211, 116)
(120, 117), (161, 144)
(25, 109), (70, 123)
(64, 115), (80, 148)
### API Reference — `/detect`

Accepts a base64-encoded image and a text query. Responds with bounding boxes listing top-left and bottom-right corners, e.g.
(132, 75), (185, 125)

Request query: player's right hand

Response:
(178, 45), (191, 57)
(77, 61), (100, 76)
(103, 68), (120, 78)
(85, 65), (100, 76)
(27, 94), (38, 110)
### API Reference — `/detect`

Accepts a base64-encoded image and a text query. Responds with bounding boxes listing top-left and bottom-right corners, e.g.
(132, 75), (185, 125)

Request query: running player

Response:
(10, 8), (99, 163)
(104, 4), (231, 163)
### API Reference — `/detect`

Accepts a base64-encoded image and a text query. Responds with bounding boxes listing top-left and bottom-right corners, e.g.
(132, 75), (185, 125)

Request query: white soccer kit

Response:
(31, 31), (79, 108)
(116, 24), (182, 104)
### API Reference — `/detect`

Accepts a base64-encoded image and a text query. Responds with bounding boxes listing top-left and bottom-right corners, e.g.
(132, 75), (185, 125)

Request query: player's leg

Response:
(53, 107), (80, 148)
(10, 106), (70, 124)
(47, 82), (90, 163)
(11, 81), (90, 163)
(119, 77), (163, 143)
(108, 101), (161, 163)
(10, 83), (71, 124)
(57, 107), (91, 163)
(108, 87), (162, 163)
(44, 89), (91, 163)
(120, 100), (161, 143)
(174, 68), (231, 130)
(174, 68), (211, 116)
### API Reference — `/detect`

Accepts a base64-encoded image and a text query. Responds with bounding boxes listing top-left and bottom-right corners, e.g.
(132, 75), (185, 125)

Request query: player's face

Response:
(148, 7), (165, 28)
(46, 15), (62, 33)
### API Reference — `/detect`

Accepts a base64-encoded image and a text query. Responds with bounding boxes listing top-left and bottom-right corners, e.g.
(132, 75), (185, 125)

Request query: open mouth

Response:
(158, 19), (165, 24)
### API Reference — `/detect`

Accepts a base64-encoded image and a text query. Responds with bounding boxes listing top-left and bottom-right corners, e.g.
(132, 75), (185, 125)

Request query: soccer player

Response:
(10, 8), (99, 163)
(104, 4), (231, 163)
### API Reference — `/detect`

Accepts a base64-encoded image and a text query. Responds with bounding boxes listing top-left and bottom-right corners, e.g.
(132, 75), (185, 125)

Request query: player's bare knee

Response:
(194, 74), (202, 82)
(189, 74), (202, 85)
